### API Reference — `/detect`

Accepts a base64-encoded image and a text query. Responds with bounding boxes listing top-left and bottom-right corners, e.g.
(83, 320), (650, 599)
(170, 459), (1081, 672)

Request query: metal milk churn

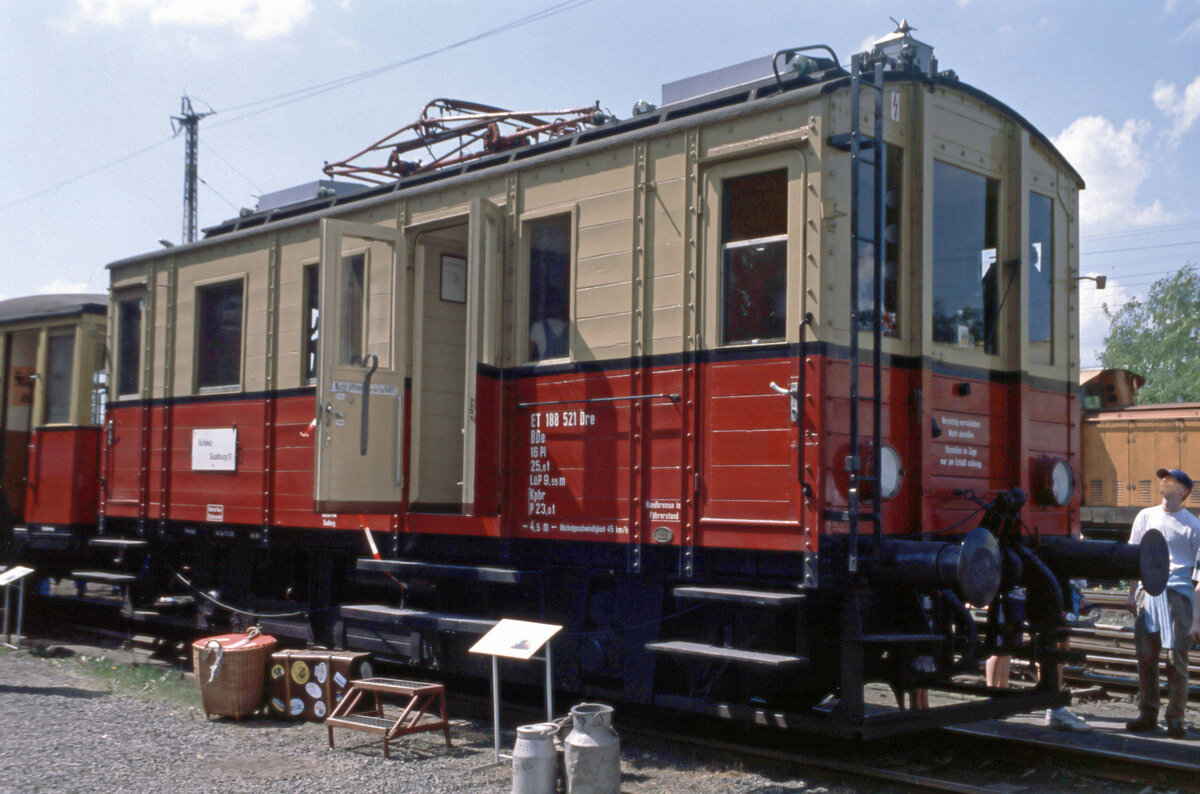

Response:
(512, 722), (559, 794)
(563, 703), (620, 794)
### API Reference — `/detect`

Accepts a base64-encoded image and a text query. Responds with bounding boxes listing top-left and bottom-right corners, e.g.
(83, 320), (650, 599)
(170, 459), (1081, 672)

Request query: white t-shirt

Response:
(1129, 503), (1200, 597)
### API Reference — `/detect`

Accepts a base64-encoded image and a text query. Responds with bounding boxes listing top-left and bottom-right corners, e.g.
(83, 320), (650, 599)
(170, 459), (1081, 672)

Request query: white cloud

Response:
(37, 280), (90, 295)
(1052, 115), (1175, 233)
(1153, 75), (1200, 144)
(1079, 275), (1136, 368)
(70, 0), (313, 40)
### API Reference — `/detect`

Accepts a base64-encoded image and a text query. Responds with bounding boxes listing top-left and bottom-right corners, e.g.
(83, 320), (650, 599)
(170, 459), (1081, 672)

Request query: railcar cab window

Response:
(857, 147), (903, 337)
(527, 214), (571, 362)
(338, 253), (367, 366)
(116, 297), (142, 397)
(45, 328), (74, 424)
(1028, 192), (1054, 360)
(932, 162), (1001, 353)
(196, 280), (244, 390)
(721, 170), (786, 345)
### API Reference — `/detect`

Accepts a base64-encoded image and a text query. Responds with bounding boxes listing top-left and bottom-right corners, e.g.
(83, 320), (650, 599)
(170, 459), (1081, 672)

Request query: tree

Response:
(1100, 263), (1200, 404)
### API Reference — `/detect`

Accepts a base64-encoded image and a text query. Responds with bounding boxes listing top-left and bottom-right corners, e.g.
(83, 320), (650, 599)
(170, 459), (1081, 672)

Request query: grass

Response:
(15, 644), (202, 711)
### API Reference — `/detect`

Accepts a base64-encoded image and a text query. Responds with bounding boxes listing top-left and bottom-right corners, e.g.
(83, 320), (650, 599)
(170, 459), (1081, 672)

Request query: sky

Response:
(2, 1), (1199, 368)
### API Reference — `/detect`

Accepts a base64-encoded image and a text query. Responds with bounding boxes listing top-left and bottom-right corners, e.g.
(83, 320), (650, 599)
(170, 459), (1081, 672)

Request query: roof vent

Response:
(870, 18), (934, 74)
(256, 179), (367, 213)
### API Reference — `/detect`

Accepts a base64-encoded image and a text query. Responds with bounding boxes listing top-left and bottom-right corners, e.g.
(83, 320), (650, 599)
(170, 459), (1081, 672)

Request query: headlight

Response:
(836, 442), (905, 501)
(1033, 455), (1074, 506)
(878, 444), (904, 500)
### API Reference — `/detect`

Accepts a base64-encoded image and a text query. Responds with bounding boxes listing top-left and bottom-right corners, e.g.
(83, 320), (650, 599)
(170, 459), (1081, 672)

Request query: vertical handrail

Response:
(870, 58), (886, 550)
(847, 53), (863, 573)
(846, 53), (889, 571)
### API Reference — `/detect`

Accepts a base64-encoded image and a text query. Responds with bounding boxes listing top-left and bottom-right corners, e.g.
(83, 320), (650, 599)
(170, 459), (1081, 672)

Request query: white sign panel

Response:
(469, 618), (562, 660)
(0, 566), (34, 587)
(192, 428), (237, 471)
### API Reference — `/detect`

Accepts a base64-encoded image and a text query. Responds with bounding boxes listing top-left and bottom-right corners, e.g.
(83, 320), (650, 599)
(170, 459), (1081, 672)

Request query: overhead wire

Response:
(208, 0), (594, 128)
(0, 0), (594, 214)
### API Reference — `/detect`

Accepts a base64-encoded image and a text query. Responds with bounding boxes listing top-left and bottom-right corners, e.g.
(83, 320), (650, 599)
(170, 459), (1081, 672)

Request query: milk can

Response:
(562, 703), (620, 794)
(512, 722), (559, 794)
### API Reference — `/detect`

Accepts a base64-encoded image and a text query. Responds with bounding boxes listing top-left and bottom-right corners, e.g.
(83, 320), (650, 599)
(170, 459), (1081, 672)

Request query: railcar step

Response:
(672, 586), (804, 607)
(859, 633), (942, 643)
(69, 570), (137, 585)
(357, 558), (532, 584)
(257, 617), (313, 642)
(88, 537), (148, 550)
(326, 713), (394, 733)
(341, 604), (497, 635)
(645, 640), (807, 667)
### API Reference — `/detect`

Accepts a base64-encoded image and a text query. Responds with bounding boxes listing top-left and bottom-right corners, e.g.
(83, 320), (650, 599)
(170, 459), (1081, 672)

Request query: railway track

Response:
(20, 587), (1200, 793)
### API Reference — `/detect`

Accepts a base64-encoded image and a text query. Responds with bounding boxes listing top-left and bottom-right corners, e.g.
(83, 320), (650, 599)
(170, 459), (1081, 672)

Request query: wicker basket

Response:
(192, 627), (277, 719)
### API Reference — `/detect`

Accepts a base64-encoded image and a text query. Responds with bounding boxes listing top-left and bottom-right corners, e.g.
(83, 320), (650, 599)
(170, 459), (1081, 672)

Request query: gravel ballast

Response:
(0, 646), (848, 793)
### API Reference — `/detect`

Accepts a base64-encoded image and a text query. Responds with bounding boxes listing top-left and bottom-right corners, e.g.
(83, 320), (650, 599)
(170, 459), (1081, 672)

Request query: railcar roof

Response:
(107, 64), (1083, 271)
(1084, 402), (1200, 421)
(0, 293), (107, 324)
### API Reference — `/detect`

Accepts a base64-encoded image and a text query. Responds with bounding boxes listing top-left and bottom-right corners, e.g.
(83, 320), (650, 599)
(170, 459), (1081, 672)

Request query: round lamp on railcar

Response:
(877, 444), (904, 500)
(835, 442), (905, 501)
(1032, 455), (1075, 507)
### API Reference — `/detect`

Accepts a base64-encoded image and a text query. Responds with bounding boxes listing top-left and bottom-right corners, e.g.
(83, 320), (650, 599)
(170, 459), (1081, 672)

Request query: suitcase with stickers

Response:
(267, 649), (374, 720)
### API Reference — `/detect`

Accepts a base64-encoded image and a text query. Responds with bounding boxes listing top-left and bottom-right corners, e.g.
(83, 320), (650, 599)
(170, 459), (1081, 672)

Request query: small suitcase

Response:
(268, 648), (374, 720)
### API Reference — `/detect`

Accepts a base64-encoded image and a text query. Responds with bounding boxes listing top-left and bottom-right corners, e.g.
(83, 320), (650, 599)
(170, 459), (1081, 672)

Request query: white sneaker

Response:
(1046, 708), (1091, 732)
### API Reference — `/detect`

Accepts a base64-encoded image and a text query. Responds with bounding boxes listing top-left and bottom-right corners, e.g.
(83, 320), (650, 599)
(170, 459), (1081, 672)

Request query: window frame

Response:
(519, 206), (577, 364)
(930, 158), (1004, 357)
(302, 261), (320, 384)
(42, 325), (77, 426)
(114, 295), (143, 399)
(193, 275), (247, 394)
(719, 168), (789, 346)
(701, 152), (801, 351)
(1027, 190), (1056, 366)
(855, 144), (905, 339)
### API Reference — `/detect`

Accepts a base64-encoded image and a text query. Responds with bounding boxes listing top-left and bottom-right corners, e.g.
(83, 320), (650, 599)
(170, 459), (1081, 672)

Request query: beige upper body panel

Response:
(108, 75), (1081, 401)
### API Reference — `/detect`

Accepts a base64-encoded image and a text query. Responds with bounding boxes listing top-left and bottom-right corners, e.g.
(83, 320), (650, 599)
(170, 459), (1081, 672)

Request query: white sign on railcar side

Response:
(192, 428), (237, 471)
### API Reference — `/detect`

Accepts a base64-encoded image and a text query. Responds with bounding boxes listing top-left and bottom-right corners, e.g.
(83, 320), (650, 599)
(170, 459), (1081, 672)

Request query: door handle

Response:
(768, 381), (799, 424)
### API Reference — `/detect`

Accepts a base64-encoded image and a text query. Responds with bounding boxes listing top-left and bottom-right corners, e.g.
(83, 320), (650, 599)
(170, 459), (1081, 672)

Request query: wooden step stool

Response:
(325, 677), (452, 758)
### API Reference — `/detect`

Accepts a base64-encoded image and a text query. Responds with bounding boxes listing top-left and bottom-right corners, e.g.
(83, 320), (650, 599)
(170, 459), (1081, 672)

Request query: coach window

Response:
(722, 169), (787, 345)
(302, 264), (319, 382)
(338, 253), (366, 365)
(527, 214), (571, 362)
(44, 328), (75, 424)
(116, 296), (142, 397)
(932, 161), (1001, 354)
(196, 279), (244, 390)
(1028, 192), (1054, 363)
(857, 146), (903, 337)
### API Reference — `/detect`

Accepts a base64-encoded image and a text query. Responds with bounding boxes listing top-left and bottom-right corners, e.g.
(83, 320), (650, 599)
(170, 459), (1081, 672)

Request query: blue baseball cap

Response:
(1156, 468), (1194, 494)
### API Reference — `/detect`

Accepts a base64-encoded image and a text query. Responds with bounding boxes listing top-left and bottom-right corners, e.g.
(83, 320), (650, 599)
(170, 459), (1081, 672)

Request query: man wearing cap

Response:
(1125, 468), (1200, 738)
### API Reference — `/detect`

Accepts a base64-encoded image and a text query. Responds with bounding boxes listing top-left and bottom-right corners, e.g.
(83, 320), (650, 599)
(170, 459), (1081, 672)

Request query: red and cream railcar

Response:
(0, 294), (107, 559)
(95, 27), (1162, 737)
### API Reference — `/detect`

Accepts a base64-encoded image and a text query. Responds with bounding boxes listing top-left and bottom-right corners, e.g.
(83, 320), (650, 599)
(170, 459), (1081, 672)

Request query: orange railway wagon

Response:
(1079, 368), (1200, 539)
(28, 24), (1166, 737)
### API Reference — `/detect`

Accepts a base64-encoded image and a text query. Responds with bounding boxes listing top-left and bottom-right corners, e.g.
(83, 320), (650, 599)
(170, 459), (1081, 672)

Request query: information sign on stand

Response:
(468, 618), (562, 770)
(0, 566), (35, 649)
